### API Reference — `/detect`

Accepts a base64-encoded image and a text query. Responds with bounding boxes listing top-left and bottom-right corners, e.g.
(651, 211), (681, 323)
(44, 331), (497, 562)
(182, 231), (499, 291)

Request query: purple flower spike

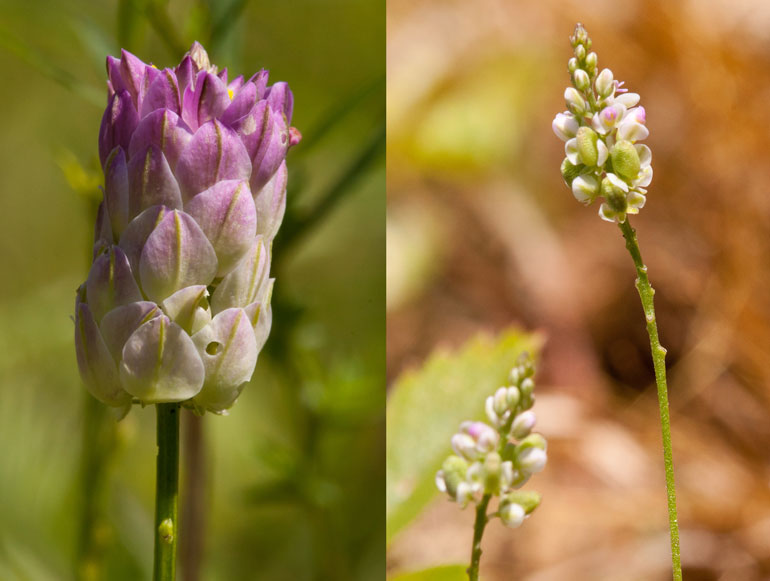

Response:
(99, 91), (139, 167)
(76, 42), (298, 412)
(75, 300), (131, 408)
(191, 308), (258, 413)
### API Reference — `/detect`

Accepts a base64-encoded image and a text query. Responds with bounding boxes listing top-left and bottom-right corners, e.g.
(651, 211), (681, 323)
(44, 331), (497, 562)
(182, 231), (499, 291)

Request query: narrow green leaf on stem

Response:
(154, 403), (180, 581)
(618, 219), (682, 581)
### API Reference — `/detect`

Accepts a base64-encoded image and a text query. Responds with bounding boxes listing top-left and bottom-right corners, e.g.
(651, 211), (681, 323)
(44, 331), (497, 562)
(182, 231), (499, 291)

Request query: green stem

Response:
(618, 219), (682, 580)
(180, 411), (205, 581)
(154, 403), (180, 581)
(467, 494), (491, 581)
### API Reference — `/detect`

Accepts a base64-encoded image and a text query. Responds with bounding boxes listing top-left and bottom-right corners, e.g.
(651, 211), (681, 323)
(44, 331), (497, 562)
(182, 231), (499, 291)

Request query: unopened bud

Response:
(571, 174), (599, 205)
(503, 490), (542, 514)
(437, 455), (470, 499)
(499, 502), (526, 528)
(564, 87), (586, 116)
(573, 69), (590, 91)
(511, 410), (537, 439)
(483, 452), (503, 494)
(518, 447), (547, 474)
(552, 112), (579, 141)
(505, 385), (521, 410)
(585, 52), (598, 72)
(595, 68), (614, 98)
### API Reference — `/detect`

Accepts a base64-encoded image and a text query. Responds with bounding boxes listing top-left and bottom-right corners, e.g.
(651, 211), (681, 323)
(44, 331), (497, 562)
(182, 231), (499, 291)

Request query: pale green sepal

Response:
(610, 140), (641, 182)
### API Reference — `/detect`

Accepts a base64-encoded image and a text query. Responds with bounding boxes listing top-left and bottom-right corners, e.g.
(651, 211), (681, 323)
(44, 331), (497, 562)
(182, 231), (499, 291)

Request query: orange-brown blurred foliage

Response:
(387, 0), (770, 579)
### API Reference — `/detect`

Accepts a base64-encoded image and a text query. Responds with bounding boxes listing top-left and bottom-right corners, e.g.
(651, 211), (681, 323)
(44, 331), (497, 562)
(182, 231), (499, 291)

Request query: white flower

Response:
(614, 92), (641, 108)
(616, 106), (649, 142)
(592, 103), (626, 135)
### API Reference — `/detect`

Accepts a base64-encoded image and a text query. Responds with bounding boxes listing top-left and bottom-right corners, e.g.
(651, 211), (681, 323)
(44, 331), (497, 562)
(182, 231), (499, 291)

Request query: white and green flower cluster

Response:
(553, 24), (652, 223)
(435, 355), (546, 528)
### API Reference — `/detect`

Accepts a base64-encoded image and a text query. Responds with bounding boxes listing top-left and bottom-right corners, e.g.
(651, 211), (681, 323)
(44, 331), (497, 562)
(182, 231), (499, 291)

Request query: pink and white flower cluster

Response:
(552, 25), (652, 223)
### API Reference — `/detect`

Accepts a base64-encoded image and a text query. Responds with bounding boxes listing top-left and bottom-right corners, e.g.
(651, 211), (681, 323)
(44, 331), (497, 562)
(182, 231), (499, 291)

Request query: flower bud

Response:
(505, 385), (520, 410)
(519, 377), (535, 409)
(552, 112), (579, 141)
(564, 87), (586, 116)
(567, 57), (578, 73)
(610, 140), (641, 182)
(451, 433), (478, 461)
(502, 490), (542, 515)
(486, 387), (510, 426)
(518, 447), (547, 474)
(482, 452), (503, 494)
(573, 24), (589, 46)
(498, 502), (525, 528)
(585, 52), (598, 72)
(575, 44), (586, 61)
(571, 174), (599, 205)
(492, 386), (509, 416)
(573, 69), (590, 91)
(436, 455), (470, 499)
(511, 410), (537, 439)
(595, 68), (614, 98)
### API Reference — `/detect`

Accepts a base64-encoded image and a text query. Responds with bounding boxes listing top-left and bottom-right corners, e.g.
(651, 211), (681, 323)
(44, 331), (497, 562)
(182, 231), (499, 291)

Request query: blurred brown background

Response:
(386, 0), (770, 579)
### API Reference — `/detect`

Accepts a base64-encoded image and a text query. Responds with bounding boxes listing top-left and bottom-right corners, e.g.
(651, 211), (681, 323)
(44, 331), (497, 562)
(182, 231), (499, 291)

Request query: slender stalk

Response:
(618, 219), (682, 580)
(154, 403), (181, 581)
(467, 494), (491, 581)
(180, 411), (205, 581)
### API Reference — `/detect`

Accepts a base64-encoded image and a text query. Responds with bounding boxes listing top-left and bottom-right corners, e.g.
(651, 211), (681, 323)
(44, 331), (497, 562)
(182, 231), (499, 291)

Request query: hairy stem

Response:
(619, 219), (682, 580)
(154, 403), (180, 581)
(467, 494), (491, 581)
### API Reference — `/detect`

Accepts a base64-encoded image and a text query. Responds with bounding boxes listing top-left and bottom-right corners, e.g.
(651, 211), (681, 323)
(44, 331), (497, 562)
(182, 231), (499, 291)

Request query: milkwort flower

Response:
(435, 355), (546, 527)
(553, 24), (651, 223)
(75, 43), (300, 415)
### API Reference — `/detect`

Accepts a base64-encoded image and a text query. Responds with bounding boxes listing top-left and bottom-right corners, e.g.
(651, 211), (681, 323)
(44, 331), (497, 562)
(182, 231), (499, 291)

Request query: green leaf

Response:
(390, 564), (468, 581)
(386, 327), (541, 543)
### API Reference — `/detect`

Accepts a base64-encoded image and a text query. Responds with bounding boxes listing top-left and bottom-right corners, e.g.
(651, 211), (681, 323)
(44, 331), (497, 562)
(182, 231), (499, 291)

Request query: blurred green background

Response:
(0, 1), (383, 580)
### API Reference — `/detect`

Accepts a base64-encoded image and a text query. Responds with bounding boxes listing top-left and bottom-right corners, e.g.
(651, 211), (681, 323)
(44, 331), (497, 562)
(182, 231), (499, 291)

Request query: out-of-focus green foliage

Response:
(389, 564), (468, 581)
(0, 0), (383, 579)
(386, 328), (540, 543)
